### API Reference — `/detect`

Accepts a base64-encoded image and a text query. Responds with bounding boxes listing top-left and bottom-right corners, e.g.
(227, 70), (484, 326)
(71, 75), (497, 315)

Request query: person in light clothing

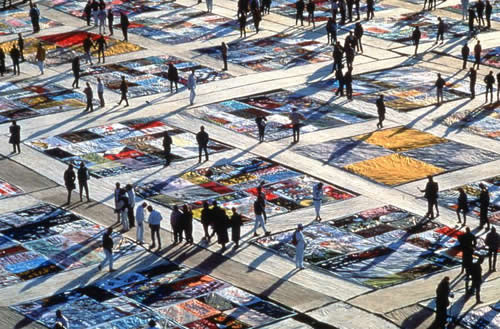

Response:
(135, 202), (147, 244)
(313, 182), (323, 221)
(187, 69), (197, 105)
(294, 224), (306, 269)
(97, 77), (104, 107)
(147, 205), (163, 249)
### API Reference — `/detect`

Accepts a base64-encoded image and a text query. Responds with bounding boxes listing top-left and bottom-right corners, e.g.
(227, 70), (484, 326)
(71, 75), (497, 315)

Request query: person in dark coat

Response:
(117, 76), (129, 107)
(332, 41), (343, 72)
(72, 57), (80, 88)
(335, 68), (344, 96)
(84, 1), (92, 26)
(77, 161), (90, 202)
(473, 40), (481, 69)
(479, 183), (490, 230)
(84, 82), (94, 112)
(435, 73), (445, 104)
(339, 0), (346, 24)
(419, 175), (439, 219)
(256, 116), (267, 142)
(181, 205), (194, 244)
(162, 131), (172, 166)
(346, 0), (353, 22)
(306, 0), (315, 27)
(484, 71), (495, 103)
(459, 226), (476, 276)
(120, 12), (129, 41)
(376, 94), (385, 129)
(485, 227), (498, 272)
(461, 43), (470, 69)
(469, 67), (476, 99)
(96, 34), (107, 63)
(497, 72), (500, 102)
(354, 22), (363, 53)
(10, 46), (20, 75)
(345, 44), (354, 70)
(212, 201), (229, 249)
(326, 17), (337, 44)
(29, 4), (40, 33)
(238, 11), (247, 37)
(221, 42), (228, 71)
(485, 0), (492, 28)
(412, 26), (421, 56)
(107, 8), (114, 35)
(435, 17), (445, 45)
(196, 126), (209, 162)
(0, 48), (5, 76)
(296, 0), (305, 25)
(456, 187), (468, 224)
(467, 257), (484, 303)
(167, 63), (179, 93)
(17, 33), (24, 62)
(201, 201), (215, 241)
(83, 35), (94, 65)
(435, 277), (451, 328)
(366, 0), (374, 20)
(476, 0), (485, 26)
(345, 68), (353, 100)
(170, 205), (183, 244)
(231, 207), (243, 248)
(64, 164), (76, 204)
(98, 227), (116, 272)
(8, 120), (21, 154)
(468, 7), (476, 36)
(253, 8), (261, 33)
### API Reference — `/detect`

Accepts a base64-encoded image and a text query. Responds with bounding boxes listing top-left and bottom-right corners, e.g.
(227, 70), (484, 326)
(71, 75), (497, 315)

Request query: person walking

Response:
(96, 34), (107, 63)
(167, 63), (179, 93)
(435, 73), (445, 104)
(196, 126), (209, 162)
(435, 277), (451, 328)
(64, 164), (76, 204)
(459, 226), (476, 276)
(345, 68), (353, 100)
(147, 205), (162, 249)
(135, 202), (147, 244)
(456, 187), (468, 224)
(187, 69), (197, 105)
(485, 0), (492, 28)
(306, 0), (315, 27)
(256, 182), (268, 222)
(253, 8), (262, 33)
(231, 207), (243, 248)
(434, 17), (445, 45)
(473, 40), (482, 69)
(98, 227), (116, 272)
(201, 201), (215, 241)
(288, 108), (305, 143)
(116, 189), (130, 231)
(376, 94), (386, 129)
(332, 41), (343, 72)
(412, 26), (421, 55)
(346, 0), (353, 22)
(476, 0), (485, 26)
(107, 8), (114, 35)
(97, 77), (104, 107)
(182, 204), (194, 244)
(120, 12), (129, 41)
(0, 48), (5, 77)
(313, 182), (323, 221)
(419, 175), (439, 219)
(84, 82), (94, 112)
(335, 68), (345, 97)
(9, 121), (21, 154)
(125, 184), (135, 228)
(221, 42), (228, 71)
(485, 227), (498, 272)
(256, 115), (267, 142)
(354, 22), (363, 53)
(326, 17), (337, 44)
(72, 57), (80, 88)
(293, 224), (306, 269)
(17, 33), (24, 62)
(238, 11), (247, 37)
(461, 42), (470, 69)
(461, 0), (469, 19)
(468, 256), (484, 303)
(484, 71), (495, 103)
(83, 35), (94, 65)
(479, 183), (490, 230)
(98, 8), (106, 34)
(469, 67), (477, 99)
(206, 0), (213, 12)
(345, 44), (355, 70)
(366, 0), (375, 20)
(162, 130), (172, 166)
(77, 161), (90, 202)
(29, 4), (40, 33)
(10, 45), (20, 75)
(296, 0), (305, 25)
(170, 205), (183, 244)
(253, 195), (270, 237)
(117, 76), (129, 107)
(55, 310), (69, 329)
(212, 201), (229, 249)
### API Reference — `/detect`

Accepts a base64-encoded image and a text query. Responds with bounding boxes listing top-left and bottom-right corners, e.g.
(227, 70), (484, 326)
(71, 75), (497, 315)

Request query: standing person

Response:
(354, 22), (363, 53)
(77, 161), (90, 202)
(126, 184), (135, 228)
(0, 48), (5, 77)
(98, 227), (116, 272)
(221, 42), (228, 71)
(147, 205), (162, 249)
(84, 82), (94, 112)
(10, 46), (20, 75)
(479, 183), (490, 230)
(366, 0), (374, 20)
(55, 311), (69, 329)
(117, 76), (129, 107)
(162, 131), (172, 166)
(313, 182), (323, 221)
(252, 195), (270, 237)
(97, 77), (105, 107)
(170, 205), (183, 244)
(212, 202), (229, 249)
(114, 183), (121, 223)
(256, 182), (268, 222)
(181, 205), (194, 244)
(84, 1), (92, 26)
(331, 0), (338, 18)
(187, 69), (197, 105)
(29, 4), (40, 33)
(96, 34), (107, 64)
(435, 73), (445, 104)
(456, 187), (468, 224)
(411, 26), (421, 56)
(468, 7), (476, 37)
(98, 8), (106, 34)
(64, 164), (76, 204)
(469, 67), (477, 99)
(345, 44), (355, 70)
(293, 224), (306, 269)
(120, 12), (129, 41)
(419, 175), (439, 219)
(461, 0), (469, 20)
(201, 201), (215, 241)
(116, 190), (130, 231)
(263, 0), (271, 14)
(135, 202), (147, 244)
(461, 42), (470, 69)
(107, 8), (114, 35)
(307, 0), (315, 27)
(484, 71), (495, 103)
(17, 33), (24, 62)
(326, 17), (337, 44)
(435, 17), (445, 45)
(332, 41), (343, 72)
(238, 11), (247, 37)
(253, 8), (262, 33)
(468, 257), (484, 303)
(354, 0), (360, 20)
(346, 0), (353, 22)
(288, 108), (305, 143)
(497, 72), (500, 101)
(167, 63), (179, 93)
(485, 227), (498, 272)
(231, 207), (243, 248)
(196, 126), (209, 162)
(345, 68), (353, 100)
(296, 0), (305, 25)
(9, 121), (21, 154)
(91, 0), (99, 26)
(83, 35), (94, 65)
(340, 0), (347, 25)
(376, 94), (386, 129)
(206, 0), (213, 13)
(459, 226), (476, 276)
(256, 115), (267, 142)
(72, 57), (80, 88)
(335, 68), (345, 97)
(485, 0), (492, 28)
(435, 277), (451, 329)
(473, 40), (482, 69)
(476, 0), (485, 26)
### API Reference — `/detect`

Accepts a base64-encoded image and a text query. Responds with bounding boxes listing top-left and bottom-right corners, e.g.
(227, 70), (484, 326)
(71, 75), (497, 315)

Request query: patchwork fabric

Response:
(0, 179), (23, 199)
(136, 157), (356, 222)
(459, 302), (500, 329)
(467, 46), (500, 68)
(0, 203), (139, 288)
(186, 89), (375, 141)
(81, 55), (231, 98)
(196, 33), (332, 72)
(0, 8), (61, 35)
(26, 118), (232, 178)
(256, 205), (461, 289)
(294, 127), (499, 186)
(11, 263), (294, 329)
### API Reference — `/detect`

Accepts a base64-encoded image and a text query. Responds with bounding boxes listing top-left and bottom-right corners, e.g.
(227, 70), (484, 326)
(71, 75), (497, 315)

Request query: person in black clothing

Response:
(29, 4), (40, 33)
(479, 183), (490, 230)
(120, 12), (129, 41)
(473, 40), (481, 69)
(468, 8), (476, 36)
(435, 73), (445, 104)
(84, 82), (94, 112)
(296, 0), (305, 25)
(78, 161), (90, 202)
(412, 26), (421, 56)
(326, 17), (336, 44)
(467, 256), (484, 303)
(17, 33), (24, 62)
(9, 121), (21, 153)
(335, 68), (345, 96)
(344, 30), (356, 50)
(339, 0), (346, 25)
(484, 71), (495, 103)
(376, 94), (385, 129)
(167, 63), (179, 93)
(238, 11), (247, 37)
(107, 8), (114, 35)
(262, 0), (271, 14)
(354, 23), (363, 53)
(469, 67), (477, 99)
(435, 17), (445, 45)
(456, 187), (468, 224)
(346, 0), (353, 22)
(476, 0), (485, 26)
(435, 277), (451, 329)
(256, 116), (267, 142)
(221, 42), (228, 71)
(459, 226), (476, 275)
(201, 201), (215, 241)
(345, 44), (354, 70)
(306, 0), (315, 27)
(98, 227), (116, 272)
(117, 76), (129, 107)
(354, 0), (360, 20)
(461, 43), (470, 69)
(196, 126), (209, 162)
(181, 205), (194, 244)
(84, 1), (92, 26)
(72, 57), (80, 88)
(0, 48), (5, 77)
(366, 0), (374, 20)
(83, 35), (94, 65)
(64, 164), (76, 204)
(231, 207), (243, 248)
(485, 227), (498, 271)
(419, 175), (439, 219)
(253, 8), (261, 33)
(212, 201), (229, 249)
(332, 41), (343, 72)
(96, 34), (107, 63)
(485, 0), (492, 28)
(162, 131), (172, 165)
(10, 46), (20, 75)
(497, 72), (500, 101)
(345, 68), (353, 100)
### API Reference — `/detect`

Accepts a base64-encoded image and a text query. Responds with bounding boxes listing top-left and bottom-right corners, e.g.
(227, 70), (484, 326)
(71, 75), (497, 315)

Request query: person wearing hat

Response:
(293, 224), (306, 269)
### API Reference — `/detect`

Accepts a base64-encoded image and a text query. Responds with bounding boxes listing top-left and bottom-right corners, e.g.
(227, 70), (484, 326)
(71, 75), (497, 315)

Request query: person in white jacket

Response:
(313, 182), (323, 222)
(294, 224), (306, 269)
